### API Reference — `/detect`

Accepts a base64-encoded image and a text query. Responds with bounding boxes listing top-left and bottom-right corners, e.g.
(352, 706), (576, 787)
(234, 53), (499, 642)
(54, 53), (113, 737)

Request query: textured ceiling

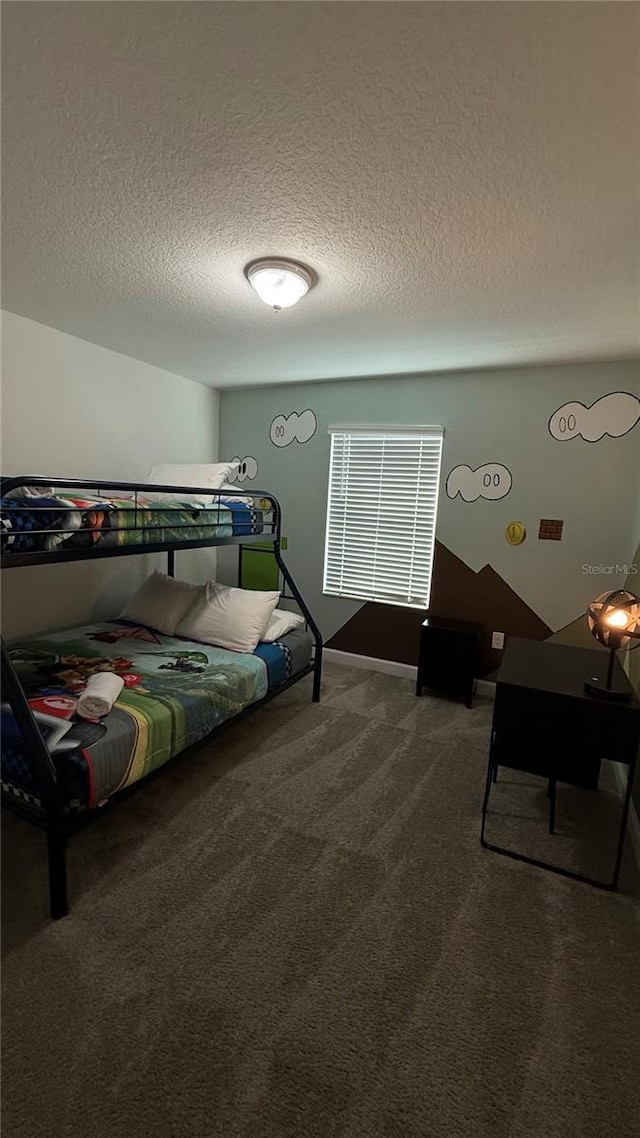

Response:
(2, 1), (639, 389)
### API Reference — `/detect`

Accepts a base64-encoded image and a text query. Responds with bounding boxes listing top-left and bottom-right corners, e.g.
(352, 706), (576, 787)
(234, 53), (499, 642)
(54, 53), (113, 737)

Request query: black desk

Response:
(481, 637), (640, 890)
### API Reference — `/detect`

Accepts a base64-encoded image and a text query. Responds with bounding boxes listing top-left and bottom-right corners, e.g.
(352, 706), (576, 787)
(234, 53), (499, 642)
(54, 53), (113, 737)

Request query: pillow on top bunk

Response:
(4, 484), (56, 499)
(120, 571), (204, 636)
(261, 609), (306, 642)
(218, 483), (254, 505)
(175, 582), (280, 653)
(148, 463), (238, 492)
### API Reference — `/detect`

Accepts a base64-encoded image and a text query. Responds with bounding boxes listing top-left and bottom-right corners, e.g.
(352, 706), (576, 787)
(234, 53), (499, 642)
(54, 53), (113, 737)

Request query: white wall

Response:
(1, 311), (220, 637)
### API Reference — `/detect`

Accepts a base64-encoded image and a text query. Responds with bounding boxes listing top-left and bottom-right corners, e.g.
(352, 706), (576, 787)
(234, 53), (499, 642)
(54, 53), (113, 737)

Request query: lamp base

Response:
(584, 676), (631, 702)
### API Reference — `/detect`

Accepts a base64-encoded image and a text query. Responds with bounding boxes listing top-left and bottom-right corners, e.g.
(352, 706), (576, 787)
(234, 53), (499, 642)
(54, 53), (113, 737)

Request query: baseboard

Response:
(612, 762), (640, 869)
(324, 647), (417, 680)
(323, 648), (496, 698)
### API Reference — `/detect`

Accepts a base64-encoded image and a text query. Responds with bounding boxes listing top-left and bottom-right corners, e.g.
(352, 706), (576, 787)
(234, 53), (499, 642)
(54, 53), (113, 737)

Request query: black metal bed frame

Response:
(0, 475), (323, 918)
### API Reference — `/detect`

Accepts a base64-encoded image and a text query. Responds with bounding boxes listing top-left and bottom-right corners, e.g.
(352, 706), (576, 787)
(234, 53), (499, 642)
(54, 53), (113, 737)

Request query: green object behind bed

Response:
(240, 538), (287, 591)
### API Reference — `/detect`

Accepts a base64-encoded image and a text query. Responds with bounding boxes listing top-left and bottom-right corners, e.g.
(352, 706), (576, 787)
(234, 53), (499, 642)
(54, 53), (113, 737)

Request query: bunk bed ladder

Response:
(273, 545), (323, 703)
(1, 637), (69, 919)
(235, 538), (323, 701)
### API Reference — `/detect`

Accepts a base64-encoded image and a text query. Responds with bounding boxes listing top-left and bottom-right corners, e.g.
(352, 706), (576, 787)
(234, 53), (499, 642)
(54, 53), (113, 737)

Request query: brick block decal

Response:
(539, 519), (564, 541)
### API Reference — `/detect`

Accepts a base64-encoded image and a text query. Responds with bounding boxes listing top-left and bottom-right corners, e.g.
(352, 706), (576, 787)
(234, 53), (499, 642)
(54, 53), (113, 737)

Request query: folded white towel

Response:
(76, 672), (124, 720)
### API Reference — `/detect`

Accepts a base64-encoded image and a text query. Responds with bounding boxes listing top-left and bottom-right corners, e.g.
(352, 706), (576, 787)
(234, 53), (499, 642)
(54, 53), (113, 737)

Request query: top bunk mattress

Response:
(1, 620), (313, 813)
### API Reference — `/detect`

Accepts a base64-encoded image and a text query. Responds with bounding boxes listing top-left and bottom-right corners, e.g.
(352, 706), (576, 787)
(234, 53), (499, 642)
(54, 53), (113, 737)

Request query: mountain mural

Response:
(326, 540), (553, 677)
(548, 616), (595, 651)
(428, 542), (553, 675)
(326, 600), (427, 667)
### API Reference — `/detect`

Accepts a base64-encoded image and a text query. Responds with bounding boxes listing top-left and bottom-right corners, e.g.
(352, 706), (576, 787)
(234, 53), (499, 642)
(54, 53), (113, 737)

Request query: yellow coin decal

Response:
(505, 522), (526, 546)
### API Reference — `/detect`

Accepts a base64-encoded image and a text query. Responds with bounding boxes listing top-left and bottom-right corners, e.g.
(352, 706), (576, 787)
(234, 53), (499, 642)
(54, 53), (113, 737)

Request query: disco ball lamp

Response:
(585, 589), (640, 700)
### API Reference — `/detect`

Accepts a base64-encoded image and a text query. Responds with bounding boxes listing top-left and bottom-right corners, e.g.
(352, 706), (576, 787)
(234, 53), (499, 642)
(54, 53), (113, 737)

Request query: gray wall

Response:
(219, 360), (640, 653)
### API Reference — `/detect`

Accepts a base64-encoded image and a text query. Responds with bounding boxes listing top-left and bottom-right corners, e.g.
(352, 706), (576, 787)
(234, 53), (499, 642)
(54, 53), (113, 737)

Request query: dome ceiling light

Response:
(245, 258), (314, 313)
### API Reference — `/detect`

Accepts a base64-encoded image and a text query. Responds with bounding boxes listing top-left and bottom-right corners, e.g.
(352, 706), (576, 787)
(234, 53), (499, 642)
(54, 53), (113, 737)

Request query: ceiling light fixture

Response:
(245, 258), (314, 313)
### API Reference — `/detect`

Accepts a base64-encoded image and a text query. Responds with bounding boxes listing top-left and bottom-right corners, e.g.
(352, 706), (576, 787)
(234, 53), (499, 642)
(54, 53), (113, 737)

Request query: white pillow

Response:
(120, 572), (204, 636)
(138, 492), (215, 508)
(218, 482), (254, 506)
(261, 609), (306, 642)
(176, 582), (280, 653)
(147, 463), (238, 492)
(4, 484), (55, 499)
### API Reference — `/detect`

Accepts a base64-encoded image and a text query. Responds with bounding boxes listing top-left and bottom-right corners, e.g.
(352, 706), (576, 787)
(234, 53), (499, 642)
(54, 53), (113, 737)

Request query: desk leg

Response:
(548, 777), (557, 836)
(611, 752), (637, 891)
(480, 731), (497, 848)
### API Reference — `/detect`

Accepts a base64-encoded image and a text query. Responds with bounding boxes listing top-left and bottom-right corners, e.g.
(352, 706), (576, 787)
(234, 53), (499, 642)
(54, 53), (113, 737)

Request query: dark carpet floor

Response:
(2, 663), (640, 1138)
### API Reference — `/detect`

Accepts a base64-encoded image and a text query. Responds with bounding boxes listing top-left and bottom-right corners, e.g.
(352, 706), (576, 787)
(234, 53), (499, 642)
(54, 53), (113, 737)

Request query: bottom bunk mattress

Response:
(2, 620), (313, 813)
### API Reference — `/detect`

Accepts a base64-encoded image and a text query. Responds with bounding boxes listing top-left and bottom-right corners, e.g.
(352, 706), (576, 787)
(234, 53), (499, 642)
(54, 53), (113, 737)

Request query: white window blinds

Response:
(323, 424), (444, 609)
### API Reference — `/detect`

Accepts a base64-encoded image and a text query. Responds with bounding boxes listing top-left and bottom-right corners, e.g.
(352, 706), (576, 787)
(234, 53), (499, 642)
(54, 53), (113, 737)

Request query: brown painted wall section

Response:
(326, 540), (553, 676)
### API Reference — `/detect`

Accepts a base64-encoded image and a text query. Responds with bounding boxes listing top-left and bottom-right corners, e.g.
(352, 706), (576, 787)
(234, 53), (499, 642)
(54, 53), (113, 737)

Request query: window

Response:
(323, 424), (444, 609)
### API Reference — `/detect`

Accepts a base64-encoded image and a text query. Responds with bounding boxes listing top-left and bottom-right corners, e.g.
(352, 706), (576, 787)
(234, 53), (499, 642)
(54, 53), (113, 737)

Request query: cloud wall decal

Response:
(229, 456), (259, 482)
(269, 409), (317, 447)
(548, 392), (640, 442)
(446, 463), (512, 502)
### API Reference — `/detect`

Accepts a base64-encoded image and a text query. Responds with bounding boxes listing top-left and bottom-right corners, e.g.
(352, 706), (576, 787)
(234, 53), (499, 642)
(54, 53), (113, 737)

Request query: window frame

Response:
(322, 423), (444, 610)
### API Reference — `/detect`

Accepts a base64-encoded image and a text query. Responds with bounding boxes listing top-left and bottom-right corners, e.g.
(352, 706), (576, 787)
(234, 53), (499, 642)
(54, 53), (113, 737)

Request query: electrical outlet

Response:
(491, 631), (505, 650)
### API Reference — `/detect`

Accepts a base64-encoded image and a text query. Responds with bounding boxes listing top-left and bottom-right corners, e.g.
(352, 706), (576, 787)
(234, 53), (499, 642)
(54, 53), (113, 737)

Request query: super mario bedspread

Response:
(2, 621), (312, 812)
(0, 494), (264, 556)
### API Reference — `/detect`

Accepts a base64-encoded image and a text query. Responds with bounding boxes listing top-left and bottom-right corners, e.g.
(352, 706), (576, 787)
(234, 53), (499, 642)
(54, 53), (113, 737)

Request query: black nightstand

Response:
(481, 637), (640, 890)
(416, 616), (482, 708)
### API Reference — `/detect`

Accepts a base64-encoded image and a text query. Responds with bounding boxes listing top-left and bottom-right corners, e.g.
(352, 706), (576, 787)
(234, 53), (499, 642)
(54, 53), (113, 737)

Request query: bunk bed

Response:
(1, 475), (323, 919)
